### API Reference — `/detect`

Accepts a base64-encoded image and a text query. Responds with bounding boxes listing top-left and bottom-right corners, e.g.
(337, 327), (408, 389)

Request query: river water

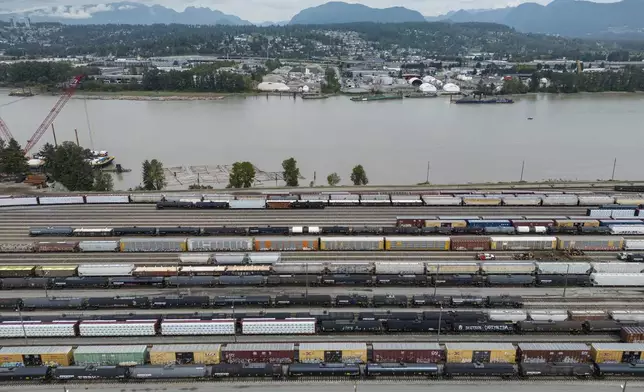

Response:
(0, 92), (642, 191)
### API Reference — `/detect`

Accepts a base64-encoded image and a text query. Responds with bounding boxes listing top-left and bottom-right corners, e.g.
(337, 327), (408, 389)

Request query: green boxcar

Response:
(73, 345), (148, 366)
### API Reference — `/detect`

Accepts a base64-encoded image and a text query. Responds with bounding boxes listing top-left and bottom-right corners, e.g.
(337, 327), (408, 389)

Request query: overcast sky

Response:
(0, 0), (620, 22)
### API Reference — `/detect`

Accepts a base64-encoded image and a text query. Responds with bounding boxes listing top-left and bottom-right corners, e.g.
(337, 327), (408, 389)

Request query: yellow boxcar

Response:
(298, 343), (367, 364)
(424, 220), (441, 228)
(555, 219), (600, 227)
(0, 265), (36, 278)
(35, 265), (79, 277)
(445, 343), (516, 363)
(591, 343), (644, 363)
(438, 220), (467, 228)
(0, 346), (73, 366)
(150, 344), (221, 365)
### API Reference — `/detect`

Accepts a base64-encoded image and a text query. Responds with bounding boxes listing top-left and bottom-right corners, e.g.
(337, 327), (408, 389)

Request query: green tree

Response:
(228, 161), (256, 188)
(501, 78), (529, 94)
(350, 165), (368, 186)
(142, 159), (166, 190)
(321, 67), (341, 94)
(0, 138), (29, 176)
(40, 141), (95, 191)
(93, 172), (114, 191)
(327, 172), (341, 186)
(282, 157), (300, 187)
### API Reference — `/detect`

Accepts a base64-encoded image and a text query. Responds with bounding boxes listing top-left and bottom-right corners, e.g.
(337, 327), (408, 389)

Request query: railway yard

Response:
(3, 189), (644, 385)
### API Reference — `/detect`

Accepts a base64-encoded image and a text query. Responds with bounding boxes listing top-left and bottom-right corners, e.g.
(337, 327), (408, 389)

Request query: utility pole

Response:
(305, 263), (309, 298)
(51, 124), (58, 147)
(520, 160), (525, 182)
(611, 158), (617, 181)
(426, 161), (431, 184)
(74, 129), (79, 146)
(563, 263), (570, 298)
(433, 264), (440, 297)
(436, 305), (443, 343)
(621, 381), (627, 392)
(232, 303), (237, 343)
(17, 308), (28, 344)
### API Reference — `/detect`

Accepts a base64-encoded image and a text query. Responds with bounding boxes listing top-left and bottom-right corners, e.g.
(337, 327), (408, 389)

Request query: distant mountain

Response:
(432, 0), (644, 37)
(289, 1), (426, 24)
(0, 2), (252, 25)
(257, 21), (290, 26)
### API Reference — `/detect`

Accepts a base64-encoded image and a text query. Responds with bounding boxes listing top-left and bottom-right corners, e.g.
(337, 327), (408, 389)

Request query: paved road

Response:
(0, 204), (592, 240)
(1, 380), (641, 392)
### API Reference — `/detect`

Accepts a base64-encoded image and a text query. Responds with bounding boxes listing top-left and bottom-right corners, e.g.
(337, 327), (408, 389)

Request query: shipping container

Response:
(558, 236), (624, 251)
(0, 346), (73, 367)
(255, 237), (319, 251)
(130, 194), (164, 203)
(588, 209), (613, 218)
(0, 321), (78, 338)
(385, 236), (450, 251)
(517, 343), (591, 364)
(528, 310), (569, 322)
(299, 342), (367, 364)
(371, 342), (444, 363)
(375, 262), (424, 275)
(79, 320), (157, 336)
(77, 264), (134, 277)
(222, 343), (295, 364)
(120, 238), (187, 252)
(591, 343), (644, 364)
(450, 237), (491, 251)
(39, 196), (85, 205)
(160, 319), (235, 335)
(227, 200), (266, 209)
(73, 345), (148, 366)
(432, 220), (467, 228)
(150, 344), (221, 365)
(490, 237), (557, 251)
(188, 237), (253, 252)
(241, 318), (316, 335)
(445, 343), (516, 363)
(591, 273), (644, 286)
(599, 219), (643, 226)
(622, 327), (644, 343)
(467, 220), (512, 228)
(480, 262), (535, 275)
(535, 262), (592, 275)
(425, 262), (480, 275)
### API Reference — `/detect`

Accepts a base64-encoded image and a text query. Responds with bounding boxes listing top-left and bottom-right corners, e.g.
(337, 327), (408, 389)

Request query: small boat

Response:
(301, 94), (330, 100)
(350, 94), (403, 102)
(87, 151), (115, 168)
(403, 93), (438, 99)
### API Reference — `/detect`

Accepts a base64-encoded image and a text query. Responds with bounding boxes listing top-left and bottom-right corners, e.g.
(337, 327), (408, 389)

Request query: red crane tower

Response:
(0, 74), (85, 154)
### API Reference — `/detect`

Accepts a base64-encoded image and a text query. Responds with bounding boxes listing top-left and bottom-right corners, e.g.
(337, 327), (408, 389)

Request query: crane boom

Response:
(0, 117), (13, 142)
(24, 75), (84, 154)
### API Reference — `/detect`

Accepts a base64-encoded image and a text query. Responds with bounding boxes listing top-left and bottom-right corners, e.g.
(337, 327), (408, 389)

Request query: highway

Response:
(0, 204), (593, 240)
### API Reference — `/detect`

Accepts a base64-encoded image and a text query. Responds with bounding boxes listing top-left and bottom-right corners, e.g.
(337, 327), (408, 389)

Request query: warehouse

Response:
(445, 343), (516, 364)
(0, 346), (73, 367)
(222, 343), (296, 364)
(150, 344), (221, 365)
(299, 343), (367, 364)
(73, 345), (149, 366)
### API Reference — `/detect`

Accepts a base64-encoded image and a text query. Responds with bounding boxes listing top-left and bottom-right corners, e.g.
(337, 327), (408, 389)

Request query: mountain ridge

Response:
(289, 2), (426, 24)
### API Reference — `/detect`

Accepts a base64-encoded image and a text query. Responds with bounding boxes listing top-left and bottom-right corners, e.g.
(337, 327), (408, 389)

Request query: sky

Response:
(0, 0), (621, 23)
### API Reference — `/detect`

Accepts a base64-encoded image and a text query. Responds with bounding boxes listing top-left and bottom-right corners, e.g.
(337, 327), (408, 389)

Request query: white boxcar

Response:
(247, 253), (281, 264)
(390, 195), (423, 206)
(422, 196), (462, 206)
(612, 210), (637, 218)
(0, 197), (38, 207)
(188, 237), (253, 252)
(490, 236), (557, 251)
(591, 262), (644, 274)
(578, 196), (615, 206)
(528, 310), (569, 322)
(85, 195), (129, 204)
(79, 241), (120, 252)
(179, 254), (213, 264)
(535, 262), (592, 275)
(241, 318), (316, 335)
(480, 262), (536, 275)
(78, 264), (134, 277)
(375, 262), (425, 275)
(501, 196), (542, 206)
(425, 262), (479, 274)
(326, 262), (373, 274)
(616, 198), (644, 206)
(488, 310), (527, 322)
(130, 194), (164, 203)
(610, 311), (644, 322)
(121, 238), (186, 252)
(160, 319), (235, 335)
(229, 200), (266, 209)
(0, 321), (77, 337)
(79, 320), (157, 336)
(588, 209), (612, 218)
(542, 196), (579, 206)
(385, 236), (450, 251)
(272, 263), (326, 274)
(164, 194), (202, 203)
(590, 273), (644, 286)
(320, 237), (383, 251)
(625, 239), (644, 250)
(39, 196), (85, 205)
(610, 225), (644, 235)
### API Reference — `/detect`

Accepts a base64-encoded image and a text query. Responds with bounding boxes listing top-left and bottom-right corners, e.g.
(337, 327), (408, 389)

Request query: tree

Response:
(350, 165), (368, 186)
(327, 172), (341, 186)
(321, 67), (341, 94)
(142, 159), (166, 190)
(228, 161), (255, 188)
(40, 141), (95, 191)
(282, 157), (300, 187)
(93, 172), (114, 191)
(0, 138), (29, 176)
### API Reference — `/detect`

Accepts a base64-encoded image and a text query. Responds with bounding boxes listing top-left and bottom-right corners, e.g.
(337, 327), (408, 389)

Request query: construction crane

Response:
(0, 74), (84, 154)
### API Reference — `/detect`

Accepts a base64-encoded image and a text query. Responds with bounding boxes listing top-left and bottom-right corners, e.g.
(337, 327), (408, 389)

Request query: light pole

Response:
(563, 263), (570, 298)
(231, 303), (237, 343)
(44, 270), (49, 299)
(436, 305), (443, 343)
(17, 307), (28, 344)
(621, 381), (627, 392)
(433, 265), (440, 297)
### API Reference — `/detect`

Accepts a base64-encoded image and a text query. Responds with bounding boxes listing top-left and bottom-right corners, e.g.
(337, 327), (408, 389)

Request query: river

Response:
(0, 92), (642, 191)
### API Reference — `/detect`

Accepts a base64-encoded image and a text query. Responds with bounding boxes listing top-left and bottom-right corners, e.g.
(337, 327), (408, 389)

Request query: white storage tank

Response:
(442, 83), (460, 93)
(79, 320), (157, 337)
(160, 319), (235, 335)
(418, 83), (437, 93)
(241, 318), (316, 335)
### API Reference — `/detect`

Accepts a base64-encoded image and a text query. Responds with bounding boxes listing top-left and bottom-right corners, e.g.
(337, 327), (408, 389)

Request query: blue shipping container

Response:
(466, 220), (512, 228)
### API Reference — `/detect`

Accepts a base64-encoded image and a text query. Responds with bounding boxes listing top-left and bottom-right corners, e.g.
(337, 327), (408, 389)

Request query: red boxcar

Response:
(371, 342), (444, 363)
